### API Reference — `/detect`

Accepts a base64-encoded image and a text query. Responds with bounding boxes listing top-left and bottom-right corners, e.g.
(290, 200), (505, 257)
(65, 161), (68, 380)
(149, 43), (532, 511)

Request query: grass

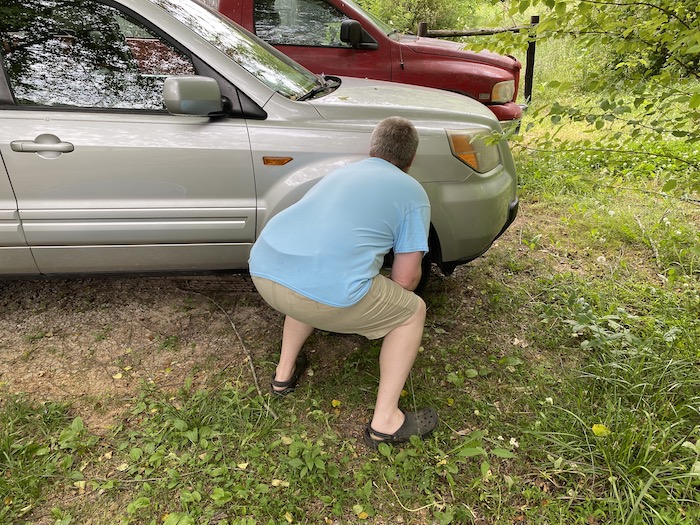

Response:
(2, 146), (697, 523)
(0, 397), (86, 522)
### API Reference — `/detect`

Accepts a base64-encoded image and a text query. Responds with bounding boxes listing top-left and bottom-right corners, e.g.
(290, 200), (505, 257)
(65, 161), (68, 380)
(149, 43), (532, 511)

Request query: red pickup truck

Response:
(211, 0), (523, 124)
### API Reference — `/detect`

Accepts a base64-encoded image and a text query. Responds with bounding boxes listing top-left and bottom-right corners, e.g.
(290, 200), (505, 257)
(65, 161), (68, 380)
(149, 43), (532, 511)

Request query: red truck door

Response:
(243, 0), (393, 81)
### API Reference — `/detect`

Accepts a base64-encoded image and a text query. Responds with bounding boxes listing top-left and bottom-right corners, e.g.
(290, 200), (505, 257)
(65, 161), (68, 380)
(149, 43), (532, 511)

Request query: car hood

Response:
(308, 76), (499, 128)
(399, 34), (521, 72)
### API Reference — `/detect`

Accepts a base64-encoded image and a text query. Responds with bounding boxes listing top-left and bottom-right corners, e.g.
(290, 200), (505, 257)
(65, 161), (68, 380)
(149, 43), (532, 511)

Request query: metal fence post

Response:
(523, 15), (540, 105)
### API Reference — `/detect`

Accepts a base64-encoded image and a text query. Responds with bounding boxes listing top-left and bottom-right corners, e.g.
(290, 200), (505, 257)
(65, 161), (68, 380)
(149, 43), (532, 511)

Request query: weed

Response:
(0, 396), (81, 523)
(94, 324), (113, 341)
(158, 334), (180, 351)
(23, 331), (47, 343)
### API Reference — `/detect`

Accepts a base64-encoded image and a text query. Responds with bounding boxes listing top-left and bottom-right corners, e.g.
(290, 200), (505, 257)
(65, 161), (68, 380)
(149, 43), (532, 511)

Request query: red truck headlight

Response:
(491, 80), (515, 103)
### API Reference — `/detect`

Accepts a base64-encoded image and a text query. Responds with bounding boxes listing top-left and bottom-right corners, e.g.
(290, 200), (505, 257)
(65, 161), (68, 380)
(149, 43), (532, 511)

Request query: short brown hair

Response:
(369, 116), (419, 171)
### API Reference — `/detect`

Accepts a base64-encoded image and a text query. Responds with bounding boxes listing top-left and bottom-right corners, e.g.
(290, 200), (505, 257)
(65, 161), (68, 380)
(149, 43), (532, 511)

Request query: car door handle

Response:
(11, 141), (74, 153)
(11, 133), (74, 156)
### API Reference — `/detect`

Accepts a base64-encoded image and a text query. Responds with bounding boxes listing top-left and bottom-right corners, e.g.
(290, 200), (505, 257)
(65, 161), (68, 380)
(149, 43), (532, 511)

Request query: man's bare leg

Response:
(369, 298), (426, 435)
(273, 315), (314, 391)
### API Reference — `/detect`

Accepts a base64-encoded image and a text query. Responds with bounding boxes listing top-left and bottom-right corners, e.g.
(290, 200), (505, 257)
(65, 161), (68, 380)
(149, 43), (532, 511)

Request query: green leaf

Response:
(210, 487), (232, 506)
(180, 490), (201, 504)
(480, 460), (491, 479)
(378, 442), (392, 457)
(689, 93), (700, 109)
(163, 513), (195, 525)
(662, 179), (677, 192)
(126, 497), (150, 515)
(456, 446), (486, 458)
(184, 428), (198, 443)
(288, 458), (304, 468)
(499, 356), (523, 367)
(209, 466), (228, 477)
(491, 448), (516, 458)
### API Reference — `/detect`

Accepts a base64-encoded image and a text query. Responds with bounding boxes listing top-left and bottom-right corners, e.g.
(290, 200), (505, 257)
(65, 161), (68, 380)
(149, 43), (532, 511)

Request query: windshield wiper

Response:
(298, 75), (340, 101)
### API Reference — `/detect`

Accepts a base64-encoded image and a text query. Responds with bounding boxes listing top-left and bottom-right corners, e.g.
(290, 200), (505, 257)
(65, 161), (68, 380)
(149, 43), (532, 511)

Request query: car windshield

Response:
(151, 0), (321, 99)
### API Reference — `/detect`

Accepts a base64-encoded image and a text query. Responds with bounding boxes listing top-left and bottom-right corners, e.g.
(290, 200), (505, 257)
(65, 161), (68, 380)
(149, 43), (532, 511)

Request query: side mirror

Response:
(340, 19), (363, 46)
(340, 19), (379, 49)
(163, 76), (225, 116)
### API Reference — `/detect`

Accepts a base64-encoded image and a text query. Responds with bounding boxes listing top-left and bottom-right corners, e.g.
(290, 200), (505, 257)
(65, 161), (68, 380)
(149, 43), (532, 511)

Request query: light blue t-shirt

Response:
(249, 157), (430, 307)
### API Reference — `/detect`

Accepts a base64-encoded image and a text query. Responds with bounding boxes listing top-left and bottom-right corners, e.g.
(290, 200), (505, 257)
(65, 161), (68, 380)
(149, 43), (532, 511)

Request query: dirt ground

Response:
(0, 273), (367, 433)
(0, 220), (563, 436)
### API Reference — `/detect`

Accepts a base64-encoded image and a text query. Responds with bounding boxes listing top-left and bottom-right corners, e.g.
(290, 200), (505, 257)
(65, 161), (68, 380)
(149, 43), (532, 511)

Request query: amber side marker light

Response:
(448, 134), (479, 170)
(446, 130), (501, 173)
(263, 156), (293, 166)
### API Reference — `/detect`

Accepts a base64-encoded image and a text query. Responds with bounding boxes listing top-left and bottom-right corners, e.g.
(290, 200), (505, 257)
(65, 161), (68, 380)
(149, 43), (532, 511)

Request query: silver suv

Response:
(0, 0), (517, 278)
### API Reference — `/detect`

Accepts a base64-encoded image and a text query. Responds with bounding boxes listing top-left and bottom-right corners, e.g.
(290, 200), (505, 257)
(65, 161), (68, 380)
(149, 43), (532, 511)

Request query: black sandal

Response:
(270, 353), (308, 396)
(363, 407), (438, 449)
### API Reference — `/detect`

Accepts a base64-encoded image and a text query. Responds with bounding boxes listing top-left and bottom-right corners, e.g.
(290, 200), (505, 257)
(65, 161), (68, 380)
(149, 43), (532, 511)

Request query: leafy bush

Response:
(504, 0), (700, 196)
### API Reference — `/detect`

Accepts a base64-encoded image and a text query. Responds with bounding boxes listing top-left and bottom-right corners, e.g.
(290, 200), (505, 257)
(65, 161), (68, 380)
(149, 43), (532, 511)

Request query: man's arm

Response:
(390, 251), (424, 291)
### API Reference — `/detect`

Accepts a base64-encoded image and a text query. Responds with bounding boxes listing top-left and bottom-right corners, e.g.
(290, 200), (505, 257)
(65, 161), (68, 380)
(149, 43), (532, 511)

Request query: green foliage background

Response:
(359, 0), (700, 196)
(357, 0), (478, 34)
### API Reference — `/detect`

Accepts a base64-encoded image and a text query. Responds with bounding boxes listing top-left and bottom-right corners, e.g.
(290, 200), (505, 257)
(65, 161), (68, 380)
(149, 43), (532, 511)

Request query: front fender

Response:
(253, 155), (360, 235)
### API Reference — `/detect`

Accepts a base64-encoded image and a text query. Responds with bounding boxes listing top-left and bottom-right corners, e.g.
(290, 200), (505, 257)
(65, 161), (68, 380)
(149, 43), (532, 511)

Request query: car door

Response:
(0, 152), (38, 274)
(253, 0), (392, 80)
(0, 0), (256, 275)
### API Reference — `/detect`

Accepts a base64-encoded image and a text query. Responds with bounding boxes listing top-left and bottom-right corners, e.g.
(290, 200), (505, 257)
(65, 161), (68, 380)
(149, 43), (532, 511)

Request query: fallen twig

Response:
(176, 288), (278, 420)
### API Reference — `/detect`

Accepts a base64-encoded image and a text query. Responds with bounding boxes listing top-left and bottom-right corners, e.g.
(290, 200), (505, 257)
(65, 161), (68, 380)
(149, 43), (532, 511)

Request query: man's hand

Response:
(390, 251), (424, 291)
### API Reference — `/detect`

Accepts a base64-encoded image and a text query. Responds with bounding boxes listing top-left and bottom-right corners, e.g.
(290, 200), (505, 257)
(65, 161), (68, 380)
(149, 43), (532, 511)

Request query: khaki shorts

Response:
(252, 275), (422, 340)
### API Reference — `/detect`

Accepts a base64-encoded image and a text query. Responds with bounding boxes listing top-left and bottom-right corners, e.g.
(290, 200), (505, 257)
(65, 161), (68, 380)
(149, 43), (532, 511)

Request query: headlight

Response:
(491, 80), (515, 103)
(446, 130), (501, 173)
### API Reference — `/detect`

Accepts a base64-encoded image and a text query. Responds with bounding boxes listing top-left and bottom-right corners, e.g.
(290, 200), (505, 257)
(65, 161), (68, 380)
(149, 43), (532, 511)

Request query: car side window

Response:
(0, 0), (195, 110)
(254, 0), (350, 47)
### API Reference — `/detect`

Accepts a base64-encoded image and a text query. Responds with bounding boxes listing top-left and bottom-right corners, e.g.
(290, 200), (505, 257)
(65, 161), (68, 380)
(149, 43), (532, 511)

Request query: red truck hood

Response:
(401, 35), (521, 73)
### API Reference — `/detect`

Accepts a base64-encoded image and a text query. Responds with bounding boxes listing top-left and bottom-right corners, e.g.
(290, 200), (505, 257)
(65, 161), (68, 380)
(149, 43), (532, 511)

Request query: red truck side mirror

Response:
(340, 19), (378, 50)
